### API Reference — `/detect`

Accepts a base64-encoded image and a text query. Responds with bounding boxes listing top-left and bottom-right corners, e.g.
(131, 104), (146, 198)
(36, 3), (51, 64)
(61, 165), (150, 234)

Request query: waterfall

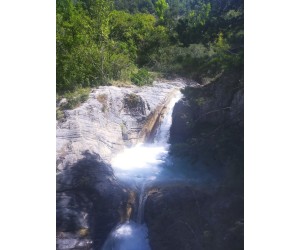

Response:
(136, 182), (147, 224)
(153, 92), (182, 145)
(102, 90), (182, 250)
(111, 91), (182, 183)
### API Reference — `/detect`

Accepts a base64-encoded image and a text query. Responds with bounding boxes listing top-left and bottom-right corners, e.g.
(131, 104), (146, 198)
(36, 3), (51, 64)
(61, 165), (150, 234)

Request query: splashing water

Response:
(102, 91), (183, 250)
(111, 91), (183, 184)
(111, 143), (167, 183)
(101, 221), (151, 250)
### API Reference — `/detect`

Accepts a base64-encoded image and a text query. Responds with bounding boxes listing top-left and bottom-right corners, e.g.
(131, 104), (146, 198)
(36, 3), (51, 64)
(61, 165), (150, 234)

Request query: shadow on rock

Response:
(56, 151), (130, 250)
(145, 185), (244, 250)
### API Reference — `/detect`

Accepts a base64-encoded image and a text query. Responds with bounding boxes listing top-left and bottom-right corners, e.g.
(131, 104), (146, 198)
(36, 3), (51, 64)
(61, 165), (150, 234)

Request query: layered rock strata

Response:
(56, 81), (185, 172)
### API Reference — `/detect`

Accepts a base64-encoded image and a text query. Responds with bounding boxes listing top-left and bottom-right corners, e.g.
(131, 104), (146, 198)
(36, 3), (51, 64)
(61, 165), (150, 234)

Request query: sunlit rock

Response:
(56, 81), (186, 172)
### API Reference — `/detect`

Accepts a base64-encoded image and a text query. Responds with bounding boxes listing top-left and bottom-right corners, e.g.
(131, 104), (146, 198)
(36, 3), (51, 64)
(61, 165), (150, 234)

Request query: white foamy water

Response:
(102, 221), (151, 250)
(111, 91), (183, 184)
(102, 90), (183, 250)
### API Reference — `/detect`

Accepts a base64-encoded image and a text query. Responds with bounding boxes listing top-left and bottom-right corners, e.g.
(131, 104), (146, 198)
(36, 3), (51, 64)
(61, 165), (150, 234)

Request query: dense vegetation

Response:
(57, 0), (243, 94)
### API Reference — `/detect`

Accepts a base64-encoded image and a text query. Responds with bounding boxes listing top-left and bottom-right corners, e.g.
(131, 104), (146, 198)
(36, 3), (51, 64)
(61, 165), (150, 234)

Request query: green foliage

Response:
(150, 43), (211, 77)
(110, 10), (169, 66)
(155, 0), (169, 20)
(57, 0), (244, 93)
(188, 2), (211, 26)
(215, 32), (230, 51)
(90, 0), (114, 41)
(56, 0), (137, 93)
(131, 69), (153, 86)
(175, 0), (243, 46)
(150, 0), (244, 80)
(115, 0), (156, 14)
(223, 9), (242, 20)
(56, 87), (91, 120)
(63, 87), (90, 110)
(56, 108), (65, 121)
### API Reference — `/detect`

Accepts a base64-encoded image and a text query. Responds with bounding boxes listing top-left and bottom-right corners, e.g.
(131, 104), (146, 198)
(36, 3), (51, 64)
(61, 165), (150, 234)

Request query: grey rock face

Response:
(56, 81), (186, 172)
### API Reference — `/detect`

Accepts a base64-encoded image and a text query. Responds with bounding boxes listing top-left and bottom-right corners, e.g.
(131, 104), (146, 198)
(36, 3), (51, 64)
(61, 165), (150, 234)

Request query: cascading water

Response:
(136, 182), (146, 224)
(102, 91), (183, 250)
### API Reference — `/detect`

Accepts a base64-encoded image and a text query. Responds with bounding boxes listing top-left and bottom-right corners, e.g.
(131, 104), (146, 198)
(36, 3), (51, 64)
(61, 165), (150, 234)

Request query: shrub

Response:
(63, 87), (90, 110)
(56, 108), (65, 121)
(131, 69), (153, 86)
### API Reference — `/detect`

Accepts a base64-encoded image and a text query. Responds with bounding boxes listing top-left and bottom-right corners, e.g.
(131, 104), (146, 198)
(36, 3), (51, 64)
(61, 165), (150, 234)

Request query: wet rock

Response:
(144, 185), (244, 250)
(159, 72), (244, 249)
(56, 235), (93, 250)
(169, 72), (244, 178)
(170, 99), (193, 144)
(171, 73), (243, 138)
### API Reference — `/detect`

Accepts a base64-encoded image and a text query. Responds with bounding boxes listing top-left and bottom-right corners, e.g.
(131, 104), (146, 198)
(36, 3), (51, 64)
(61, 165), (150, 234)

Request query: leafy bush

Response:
(131, 69), (153, 86)
(149, 38), (243, 82)
(62, 88), (90, 110)
(56, 0), (244, 93)
(104, 44), (136, 81)
(56, 108), (65, 121)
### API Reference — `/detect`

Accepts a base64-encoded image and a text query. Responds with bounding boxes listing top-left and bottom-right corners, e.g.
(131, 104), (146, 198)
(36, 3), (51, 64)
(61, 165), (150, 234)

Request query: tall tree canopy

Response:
(155, 0), (169, 20)
(57, 0), (244, 93)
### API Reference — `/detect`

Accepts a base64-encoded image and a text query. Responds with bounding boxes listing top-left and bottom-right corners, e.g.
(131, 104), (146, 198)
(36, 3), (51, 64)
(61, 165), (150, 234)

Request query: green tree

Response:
(109, 11), (169, 66)
(155, 0), (168, 21)
(89, 0), (114, 42)
(56, 0), (96, 91)
(188, 2), (211, 26)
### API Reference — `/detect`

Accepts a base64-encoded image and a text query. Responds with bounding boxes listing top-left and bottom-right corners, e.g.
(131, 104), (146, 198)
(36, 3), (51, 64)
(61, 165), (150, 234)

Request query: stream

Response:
(101, 91), (183, 250)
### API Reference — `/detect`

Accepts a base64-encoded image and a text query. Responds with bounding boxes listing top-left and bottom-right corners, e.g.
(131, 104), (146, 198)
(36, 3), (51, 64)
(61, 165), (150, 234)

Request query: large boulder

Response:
(148, 72), (244, 250)
(170, 72), (244, 144)
(56, 152), (131, 250)
(169, 72), (244, 181)
(144, 185), (244, 250)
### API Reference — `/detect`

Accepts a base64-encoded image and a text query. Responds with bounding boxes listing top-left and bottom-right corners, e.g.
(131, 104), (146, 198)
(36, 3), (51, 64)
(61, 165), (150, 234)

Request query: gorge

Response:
(56, 1), (244, 249)
(56, 80), (188, 249)
(56, 73), (243, 250)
